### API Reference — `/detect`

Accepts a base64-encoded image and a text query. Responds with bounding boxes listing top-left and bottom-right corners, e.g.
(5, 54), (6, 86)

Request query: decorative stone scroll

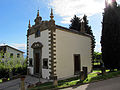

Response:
(31, 42), (43, 49)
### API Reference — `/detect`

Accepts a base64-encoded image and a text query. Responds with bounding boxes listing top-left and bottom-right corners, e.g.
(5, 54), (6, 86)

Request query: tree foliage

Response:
(101, 1), (120, 70)
(83, 15), (96, 60)
(93, 52), (102, 61)
(0, 51), (26, 70)
(69, 15), (81, 31)
(0, 51), (27, 78)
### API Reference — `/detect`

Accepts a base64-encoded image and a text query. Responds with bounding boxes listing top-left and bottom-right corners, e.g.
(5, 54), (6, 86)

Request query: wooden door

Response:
(35, 53), (40, 73)
(74, 54), (81, 74)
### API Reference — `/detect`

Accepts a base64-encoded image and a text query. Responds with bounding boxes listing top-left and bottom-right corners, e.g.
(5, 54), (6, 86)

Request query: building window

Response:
(10, 53), (13, 58)
(35, 30), (40, 38)
(29, 58), (33, 66)
(17, 53), (20, 58)
(43, 58), (48, 69)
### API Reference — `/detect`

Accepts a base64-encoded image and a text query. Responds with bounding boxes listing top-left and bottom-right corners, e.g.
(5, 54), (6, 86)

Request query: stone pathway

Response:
(0, 75), (49, 90)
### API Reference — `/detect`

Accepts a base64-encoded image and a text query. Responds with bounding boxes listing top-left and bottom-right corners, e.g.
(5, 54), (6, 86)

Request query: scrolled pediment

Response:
(27, 21), (49, 36)
(31, 42), (43, 48)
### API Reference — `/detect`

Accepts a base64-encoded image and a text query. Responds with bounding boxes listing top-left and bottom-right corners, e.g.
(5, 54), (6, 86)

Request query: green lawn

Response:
(83, 70), (98, 83)
(90, 71), (120, 82)
(30, 70), (100, 89)
(93, 63), (100, 65)
(58, 70), (120, 88)
(58, 70), (101, 87)
(31, 82), (53, 90)
(0, 79), (2, 83)
(0, 78), (10, 83)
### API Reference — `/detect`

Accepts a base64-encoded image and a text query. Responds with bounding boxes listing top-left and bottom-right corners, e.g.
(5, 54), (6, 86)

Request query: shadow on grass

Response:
(30, 71), (120, 90)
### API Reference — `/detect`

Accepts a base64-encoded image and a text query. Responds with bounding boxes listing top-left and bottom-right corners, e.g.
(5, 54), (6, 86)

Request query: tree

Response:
(101, 1), (120, 70)
(0, 51), (27, 78)
(69, 15), (81, 31)
(93, 52), (102, 63)
(83, 15), (96, 62)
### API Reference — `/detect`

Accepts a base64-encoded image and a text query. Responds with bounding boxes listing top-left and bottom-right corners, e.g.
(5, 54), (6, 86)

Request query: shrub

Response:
(0, 52), (27, 79)
(0, 68), (9, 78)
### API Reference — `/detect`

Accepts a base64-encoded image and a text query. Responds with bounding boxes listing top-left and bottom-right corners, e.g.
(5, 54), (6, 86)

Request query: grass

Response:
(93, 63), (100, 65)
(28, 70), (120, 90)
(0, 79), (2, 83)
(90, 71), (120, 82)
(0, 78), (10, 83)
(83, 70), (98, 83)
(31, 70), (100, 89)
(30, 82), (53, 90)
(58, 70), (101, 87)
(58, 79), (80, 88)
(30, 77), (80, 90)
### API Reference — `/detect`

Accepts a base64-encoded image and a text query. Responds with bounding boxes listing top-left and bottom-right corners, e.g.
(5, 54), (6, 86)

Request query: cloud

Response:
(61, 16), (73, 24)
(10, 43), (26, 51)
(95, 42), (101, 52)
(50, 0), (105, 24)
(0, 44), (5, 46)
(50, 0), (120, 24)
(0, 43), (26, 53)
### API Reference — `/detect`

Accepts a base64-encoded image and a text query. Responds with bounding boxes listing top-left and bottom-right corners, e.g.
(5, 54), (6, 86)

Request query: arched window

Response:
(35, 30), (40, 37)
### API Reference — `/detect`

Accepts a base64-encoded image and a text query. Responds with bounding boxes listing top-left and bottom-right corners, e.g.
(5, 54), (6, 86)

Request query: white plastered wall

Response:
(28, 30), (50, 79)
(6, 47), (23, 59)
(56, 29), (92, 79)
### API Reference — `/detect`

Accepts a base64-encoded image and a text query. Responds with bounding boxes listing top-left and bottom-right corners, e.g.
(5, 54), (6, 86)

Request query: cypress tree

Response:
(83, 15), (96, 62)
(101, 1), (120, 70)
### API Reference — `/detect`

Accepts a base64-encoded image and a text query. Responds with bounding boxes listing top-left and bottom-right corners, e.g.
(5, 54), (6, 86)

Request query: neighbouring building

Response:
(27, 9), (92, 80)
(0, 45), (24, 60)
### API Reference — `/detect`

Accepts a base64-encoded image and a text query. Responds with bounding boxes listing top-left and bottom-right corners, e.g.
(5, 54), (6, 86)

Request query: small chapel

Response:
(27, 9), (92, 80)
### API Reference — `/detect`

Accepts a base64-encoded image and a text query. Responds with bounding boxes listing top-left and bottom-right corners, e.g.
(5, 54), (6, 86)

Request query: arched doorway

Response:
(31, 42), (43, 77)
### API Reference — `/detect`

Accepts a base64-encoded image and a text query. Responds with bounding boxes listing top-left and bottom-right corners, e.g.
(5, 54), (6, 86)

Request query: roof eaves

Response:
(56, 25), (92, 38)
(5, 45), (24, 53)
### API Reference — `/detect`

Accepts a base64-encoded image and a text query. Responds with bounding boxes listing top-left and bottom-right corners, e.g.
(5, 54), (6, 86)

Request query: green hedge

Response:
(0, 68), (9, 78)
(0, 66), (27, 79)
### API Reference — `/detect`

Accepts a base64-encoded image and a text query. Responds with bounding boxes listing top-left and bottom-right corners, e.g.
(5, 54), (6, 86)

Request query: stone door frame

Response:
(31, 42), (43, 77)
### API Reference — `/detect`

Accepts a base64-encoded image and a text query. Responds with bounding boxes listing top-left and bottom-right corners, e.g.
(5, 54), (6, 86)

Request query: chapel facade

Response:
(27, 9), (92, 80)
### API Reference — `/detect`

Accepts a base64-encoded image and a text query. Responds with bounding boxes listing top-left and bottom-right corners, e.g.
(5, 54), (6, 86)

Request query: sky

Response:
(0, 0), (120, 55)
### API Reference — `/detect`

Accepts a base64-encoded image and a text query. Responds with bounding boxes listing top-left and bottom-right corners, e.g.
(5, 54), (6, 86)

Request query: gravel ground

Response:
(0, 75), (49, 90)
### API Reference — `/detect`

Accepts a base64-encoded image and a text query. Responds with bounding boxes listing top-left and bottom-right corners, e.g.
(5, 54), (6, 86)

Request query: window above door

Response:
(35, 30), (40, 38)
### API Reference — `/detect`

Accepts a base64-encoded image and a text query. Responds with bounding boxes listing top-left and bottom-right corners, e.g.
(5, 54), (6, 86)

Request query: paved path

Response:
(0, 75), (49, 90)
(61, 77), (120, 90)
